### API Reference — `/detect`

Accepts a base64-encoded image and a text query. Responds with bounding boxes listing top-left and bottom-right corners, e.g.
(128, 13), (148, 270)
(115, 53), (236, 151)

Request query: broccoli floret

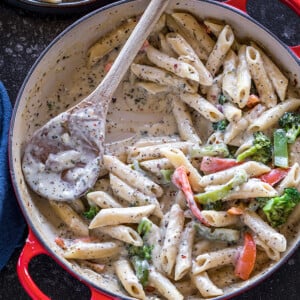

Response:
(128, 219), (154, 286)
(128, 244), (153, 260)
(194, 169), (248, 204)
(128, 243), (153, 286)
(212, 119), (229, 132)
(236, 132), (272, 163)
(190, 143), (230, 158)
(131, 256), (150, 286)
(83, 206), (99, 219)
(257, 187), (300, 227)
(278, 112), (300, 144)
(202, 200), (224, 211)
(137, 218), (152, 237)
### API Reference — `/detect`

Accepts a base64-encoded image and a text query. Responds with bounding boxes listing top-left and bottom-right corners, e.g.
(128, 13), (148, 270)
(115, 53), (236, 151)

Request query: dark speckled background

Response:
(0, 0), (299, 299)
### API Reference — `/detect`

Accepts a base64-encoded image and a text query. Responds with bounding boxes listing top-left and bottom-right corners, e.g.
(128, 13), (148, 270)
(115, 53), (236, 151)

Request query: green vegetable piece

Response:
(83, 206), (99, 219)
(278, 112), (300, 144)
(190, 143), (230, 158)
(194, 169), (248, 204)
(258, 187), (300, 227)
(218, 93), (227, 105)
(160, 169), (174, 183)
(212, 119), (229, 132)
(236, 131), (272, 164)
(273, 129), (289, 168)
(194, 222), (240, 243)
(202, 200), (224, 211)
(128, 244), (153, 261)
(138, 218), (152, 237)
(131, 256), (150, 286)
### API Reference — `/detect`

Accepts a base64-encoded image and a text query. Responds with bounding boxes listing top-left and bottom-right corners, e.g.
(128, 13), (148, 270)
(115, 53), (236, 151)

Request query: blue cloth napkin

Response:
(0, 81), (26, 270)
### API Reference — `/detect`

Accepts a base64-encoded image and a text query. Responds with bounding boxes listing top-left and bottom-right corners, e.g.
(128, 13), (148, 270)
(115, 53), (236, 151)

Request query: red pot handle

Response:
(280, 0), (300, 16)
(223, 0), (300, 59)
(223, 0), (247, 13)
(17, 229), (114, 300)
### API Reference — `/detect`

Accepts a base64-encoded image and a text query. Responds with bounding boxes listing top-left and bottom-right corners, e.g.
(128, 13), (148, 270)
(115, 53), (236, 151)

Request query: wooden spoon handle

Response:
(89, 0), (169, 105)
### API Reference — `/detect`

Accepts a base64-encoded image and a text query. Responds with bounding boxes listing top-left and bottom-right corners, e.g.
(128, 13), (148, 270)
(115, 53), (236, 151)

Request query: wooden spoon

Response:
(22, 0), (169, 201)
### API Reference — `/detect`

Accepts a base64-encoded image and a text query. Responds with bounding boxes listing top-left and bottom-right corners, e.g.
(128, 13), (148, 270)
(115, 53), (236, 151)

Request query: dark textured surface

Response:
(0, 0), (299, 299)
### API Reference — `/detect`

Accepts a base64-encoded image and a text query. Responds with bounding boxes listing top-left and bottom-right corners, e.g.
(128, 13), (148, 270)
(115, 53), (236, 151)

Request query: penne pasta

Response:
(171, 96), (202, 143)
(86, 191), (123, 209)
(140, 158), (173, 177)
(199, 161), (271, 186)
(201, 211), (239, 227)
(174, 221), (195, 280)
(171, 12), (215, 54)
(97, 225), (143, 246)
(276, 163), (300, 194)
(241, 210), (287, 252)
(64, 240), (120, 260)
(103, 155), (163, 197)
(253, 235), (280, 261)
(166, 14), (208, 60)
(148, 266), (184, 300)
(166, 32), (213, 86)
(192, 247), (239, 274)
(89, 205), (156, 228)
(192, 272), (223, 297)
(206, 73), (223, 103)
(49, 200), (89, 237)
(222, 50), (238, 102)
(146, 45), (200, 82)
(220, 179), (278, 200)
(204, 19), (225, 37)
(114, 260), (146, 300)
(159, 32), (177, 57)
(236, 45), (251, 108)
(127, 141), (193, 163)
(160, 204), (185, 275)
(109, 173), (163, 218)
(246, 46), (277, 108)
(251, 42), (288, 101)
(135, 82), (170, 95)
(180, 91), (225, 122)
(248, 98), (300, 132)
(206, 25), (235, 76)
(131, 63), (197, 93)
(222, 102), (242, 122)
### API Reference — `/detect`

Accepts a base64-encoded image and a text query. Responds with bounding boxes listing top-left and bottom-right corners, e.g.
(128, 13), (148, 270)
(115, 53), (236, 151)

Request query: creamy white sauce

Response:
(22, 48), (177, 201)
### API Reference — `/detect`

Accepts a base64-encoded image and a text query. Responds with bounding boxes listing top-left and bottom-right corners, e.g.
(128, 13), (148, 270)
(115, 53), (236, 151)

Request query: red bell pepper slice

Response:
(172, 166), (209, 226)
(235, 232), (256, 280)
(258, 168), (289, 186)
(200, 157), (241, 174)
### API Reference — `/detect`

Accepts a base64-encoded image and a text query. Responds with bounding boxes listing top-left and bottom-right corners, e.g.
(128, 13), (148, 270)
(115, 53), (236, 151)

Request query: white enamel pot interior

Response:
(9, 0), (300, 299)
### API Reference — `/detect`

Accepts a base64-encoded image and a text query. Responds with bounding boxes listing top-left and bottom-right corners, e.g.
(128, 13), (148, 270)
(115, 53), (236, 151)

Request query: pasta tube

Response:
(180, 91), (225, 122)
(146, 45), (200, 82)
(103, 155), (163, 197)
(241, 210), (287, 252)
(206, 25), (235, 76)
(114, 259), (146, 300)
(89, 205), (156, 228)
(246, 46), (277, 108)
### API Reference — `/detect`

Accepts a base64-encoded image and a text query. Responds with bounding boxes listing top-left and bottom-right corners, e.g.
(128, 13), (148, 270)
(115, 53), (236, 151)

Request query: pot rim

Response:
(8, 1), (300, 299)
